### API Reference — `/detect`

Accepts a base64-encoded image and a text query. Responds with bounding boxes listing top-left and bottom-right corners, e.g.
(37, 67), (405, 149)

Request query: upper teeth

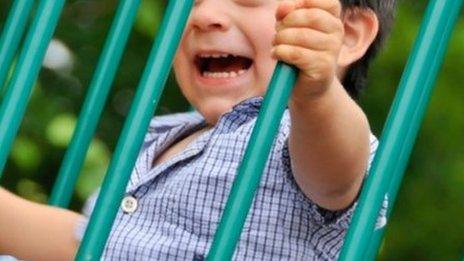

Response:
(199, 53), (234, 58)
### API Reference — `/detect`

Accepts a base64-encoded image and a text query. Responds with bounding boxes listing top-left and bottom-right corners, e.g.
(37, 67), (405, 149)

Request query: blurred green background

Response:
(0, 0), (463, 260)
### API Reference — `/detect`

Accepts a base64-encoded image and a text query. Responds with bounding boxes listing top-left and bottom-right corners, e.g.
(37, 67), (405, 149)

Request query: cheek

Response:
(254, 19), (276, 50)
(173, 33), (194, 79)
(253, 28), (278, 88)
(173, 53), (197, 105)
(259, 58), (278, 94)
(173, 51), (190, 85)
(248, 12), (279, 85)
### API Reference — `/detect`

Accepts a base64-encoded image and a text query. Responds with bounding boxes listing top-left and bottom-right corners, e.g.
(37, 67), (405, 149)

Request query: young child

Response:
(0, 0), (395, 259)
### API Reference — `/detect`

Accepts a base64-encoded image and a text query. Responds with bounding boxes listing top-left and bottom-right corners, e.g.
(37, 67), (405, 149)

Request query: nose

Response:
(190, 0), (230, 32)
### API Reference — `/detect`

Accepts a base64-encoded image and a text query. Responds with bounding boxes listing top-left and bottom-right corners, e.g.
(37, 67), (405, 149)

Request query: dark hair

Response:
(340, 0), (397, 98)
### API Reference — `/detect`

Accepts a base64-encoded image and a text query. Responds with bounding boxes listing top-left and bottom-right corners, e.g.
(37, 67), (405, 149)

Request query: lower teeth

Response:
(203, 69), (247, 78)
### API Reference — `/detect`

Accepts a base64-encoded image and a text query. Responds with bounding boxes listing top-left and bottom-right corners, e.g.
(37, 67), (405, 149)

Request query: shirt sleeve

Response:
(282, 131), (388, 230)
(75, 217), (89, 242)
(74, 190), (99, 242)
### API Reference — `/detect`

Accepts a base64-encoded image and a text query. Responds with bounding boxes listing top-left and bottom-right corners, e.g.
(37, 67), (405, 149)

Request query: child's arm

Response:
(273, 0), (378, 210)
(0, 188), (81, 260)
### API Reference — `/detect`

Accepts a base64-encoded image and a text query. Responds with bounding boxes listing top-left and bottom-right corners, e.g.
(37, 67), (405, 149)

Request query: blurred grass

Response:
(0, 0), (463, 259)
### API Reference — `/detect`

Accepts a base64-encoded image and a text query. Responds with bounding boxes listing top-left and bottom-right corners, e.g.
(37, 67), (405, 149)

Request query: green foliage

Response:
(134, 0), (165, 38)
(75, 138), (109, 201)
(46, 113), (77, 147)
(11, 137), (41, 172)
(0, 0), (463, 260)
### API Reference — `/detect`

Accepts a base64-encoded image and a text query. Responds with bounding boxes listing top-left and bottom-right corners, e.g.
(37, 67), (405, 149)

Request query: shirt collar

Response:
(229, 96), (263, 114)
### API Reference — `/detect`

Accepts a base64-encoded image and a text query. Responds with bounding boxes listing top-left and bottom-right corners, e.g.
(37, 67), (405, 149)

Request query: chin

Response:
(196, 99), (237, 125)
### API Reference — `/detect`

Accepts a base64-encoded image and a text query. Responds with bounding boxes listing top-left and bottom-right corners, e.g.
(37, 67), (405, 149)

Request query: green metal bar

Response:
(340, 0), (463, 260)
(48, 0), (142, 208)
(365, 2), (464, 255)
(0, 0), (66, 179)
(75, 0), (193, 259)
(0, 0), (35, 94)
(363, 1), (462, 254)
(207, 64), (298, 260)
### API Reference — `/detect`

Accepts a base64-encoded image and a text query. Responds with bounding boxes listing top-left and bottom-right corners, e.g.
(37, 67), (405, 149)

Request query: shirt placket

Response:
(126, 123), (212, 194)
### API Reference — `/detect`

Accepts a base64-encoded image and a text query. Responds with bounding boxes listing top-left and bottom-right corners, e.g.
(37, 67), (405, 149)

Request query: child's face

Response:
(174, 0), (279, 124)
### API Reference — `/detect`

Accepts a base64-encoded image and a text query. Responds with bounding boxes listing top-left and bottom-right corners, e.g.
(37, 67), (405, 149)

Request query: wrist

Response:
(290, 78), (343, 112)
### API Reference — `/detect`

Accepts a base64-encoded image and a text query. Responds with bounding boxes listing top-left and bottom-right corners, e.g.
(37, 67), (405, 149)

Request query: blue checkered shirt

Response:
(77, 97), (386, 260)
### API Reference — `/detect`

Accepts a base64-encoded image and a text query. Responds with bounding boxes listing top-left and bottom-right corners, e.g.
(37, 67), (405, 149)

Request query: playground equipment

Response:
(0, 0), (462, 260)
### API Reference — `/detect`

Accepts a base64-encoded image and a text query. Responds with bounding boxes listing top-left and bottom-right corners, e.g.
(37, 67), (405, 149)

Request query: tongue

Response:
(208, 57), (251, 73)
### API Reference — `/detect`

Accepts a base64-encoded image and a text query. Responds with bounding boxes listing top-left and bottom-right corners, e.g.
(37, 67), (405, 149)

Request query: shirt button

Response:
(121, 195), (138, 214)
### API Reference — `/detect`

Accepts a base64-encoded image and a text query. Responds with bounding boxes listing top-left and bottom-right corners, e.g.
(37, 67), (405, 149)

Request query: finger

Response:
(272, 45), (335, 83)
(276, 1), (298, 21)
(294, 0), (342, 18)
(277, 8), (344, 34)
(272, 44), (315, 68)
(274, 28), (342, 52)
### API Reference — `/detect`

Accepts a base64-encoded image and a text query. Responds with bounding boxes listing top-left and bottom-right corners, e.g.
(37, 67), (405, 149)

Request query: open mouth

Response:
(195, 53), (253, 79)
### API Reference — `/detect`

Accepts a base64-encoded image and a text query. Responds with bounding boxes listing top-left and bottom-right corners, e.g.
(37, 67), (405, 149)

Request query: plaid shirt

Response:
(77, 97), (385, 260)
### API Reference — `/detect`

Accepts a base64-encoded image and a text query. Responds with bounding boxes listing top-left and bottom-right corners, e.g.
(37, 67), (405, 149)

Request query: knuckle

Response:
(309, 56), (332, 79)
(313, 67), (328, 82)
(335, 37), (343, 49)
(335, 20), (345, 34)
(335, 2), (343, 16)
(328, 0), (342, 15)
(312, 72), (324, 82)
(327, 35), (342, 51)
(322, 55), (334, 68)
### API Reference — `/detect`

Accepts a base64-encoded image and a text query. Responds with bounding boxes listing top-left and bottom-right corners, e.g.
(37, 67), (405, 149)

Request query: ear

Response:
(338, 8), (379, 68)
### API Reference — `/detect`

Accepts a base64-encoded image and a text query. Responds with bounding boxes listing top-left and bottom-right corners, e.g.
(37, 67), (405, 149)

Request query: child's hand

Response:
(272, 0), (344, 99)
